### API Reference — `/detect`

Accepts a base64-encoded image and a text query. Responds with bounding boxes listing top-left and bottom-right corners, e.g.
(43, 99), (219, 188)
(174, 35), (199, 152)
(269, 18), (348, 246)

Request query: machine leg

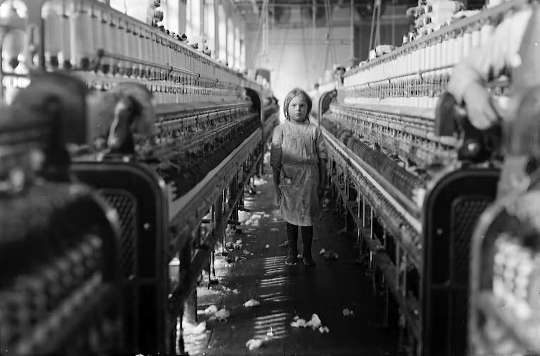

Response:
(176, 314), (188, 355)
(211, 250), (216, 278)
(402, 258), (408, 299)
(362, 197), (366, 228)
(259, 147), (264, 176)
(221, 191), (227, 248)
(182, 233), (197, 324)
(184, 289), (197, 324)
(234, 206), (240, 233)
(229, 175), (238, 231)
(383, 283), (390, 327)
(177, 236), (194, 355)
(238, 174), (246, 211)
(346, 204), (354, 232)
(205, 254), (218, 288)
(368, 206), (374, 274)
(206, 206), (216, 287)
(169, 317), (176, 355)
(356, 196), (362, 249)
(213, 196), (223, 278)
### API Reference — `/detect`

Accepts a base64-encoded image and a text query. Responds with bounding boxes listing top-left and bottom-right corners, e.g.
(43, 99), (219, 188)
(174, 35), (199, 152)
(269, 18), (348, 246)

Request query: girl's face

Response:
(287, 94), (308, 122)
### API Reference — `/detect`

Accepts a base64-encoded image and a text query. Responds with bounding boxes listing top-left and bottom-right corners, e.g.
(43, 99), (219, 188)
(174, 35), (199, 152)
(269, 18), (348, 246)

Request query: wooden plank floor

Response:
(183, 159), (403, 356)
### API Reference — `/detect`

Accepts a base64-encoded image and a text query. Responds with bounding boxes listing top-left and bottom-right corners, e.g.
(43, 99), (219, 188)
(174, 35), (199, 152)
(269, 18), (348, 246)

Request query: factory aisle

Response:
(183, 157), (403, 356)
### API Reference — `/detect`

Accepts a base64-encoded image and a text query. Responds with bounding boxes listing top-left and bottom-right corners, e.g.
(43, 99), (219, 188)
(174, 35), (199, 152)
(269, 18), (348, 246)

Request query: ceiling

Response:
(232, 0), (486, 24)
(233, 0), (416, 27)
(233, 0), (420, 12)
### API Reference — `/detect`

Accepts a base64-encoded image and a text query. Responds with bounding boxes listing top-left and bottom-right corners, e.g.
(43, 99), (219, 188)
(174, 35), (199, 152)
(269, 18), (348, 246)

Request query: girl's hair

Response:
(283, 88), (312, 121)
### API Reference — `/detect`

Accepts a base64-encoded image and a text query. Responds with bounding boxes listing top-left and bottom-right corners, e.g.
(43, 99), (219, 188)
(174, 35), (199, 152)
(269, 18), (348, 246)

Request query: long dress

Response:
(270, 120), (328, 226)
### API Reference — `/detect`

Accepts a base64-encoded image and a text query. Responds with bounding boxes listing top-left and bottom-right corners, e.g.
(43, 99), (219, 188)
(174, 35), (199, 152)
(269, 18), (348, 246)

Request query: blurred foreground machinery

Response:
(0, 0), (278, 355)
(468, 51), (540, 356)
(469, 154), (540, 355)
(317, 0), (540, 355)
(0, 72), (125, 356)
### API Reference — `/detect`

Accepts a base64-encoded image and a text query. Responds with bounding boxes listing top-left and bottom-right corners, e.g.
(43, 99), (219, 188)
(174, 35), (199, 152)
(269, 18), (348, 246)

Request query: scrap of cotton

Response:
(306, 314), (322, 329)
(254, 177), (268, 185)
(343, 308), (354, 316)
(319, 326), (330, 334)
(265, 244), (270, 248)
(323, 250), (339, 260)
(238, 211), (251, 223)
(212, 308), (230, 321)
(243, 299), (261, 307)
(233, 289), (240, 294)
(204, 305), (218, 314)
(291, 318), (307, 328)
(246, 338), (265, 350)
(243, 249), (250, 255)
(319, 248), (326, 254)
(185, 321), (206, 335)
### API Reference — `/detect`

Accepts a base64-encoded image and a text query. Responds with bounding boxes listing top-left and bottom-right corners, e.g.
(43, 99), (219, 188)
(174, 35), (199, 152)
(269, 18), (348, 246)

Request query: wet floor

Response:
(183, 158), (403, 356)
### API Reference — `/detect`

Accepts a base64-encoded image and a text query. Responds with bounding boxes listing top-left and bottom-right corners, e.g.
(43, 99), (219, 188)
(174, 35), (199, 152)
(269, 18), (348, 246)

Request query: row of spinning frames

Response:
(315, 0), (540, 355)
(0, 1), (280, 355)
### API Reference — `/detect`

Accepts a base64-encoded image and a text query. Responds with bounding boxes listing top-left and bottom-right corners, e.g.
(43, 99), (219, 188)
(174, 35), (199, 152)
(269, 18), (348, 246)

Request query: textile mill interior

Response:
(0, 0), (539, 355)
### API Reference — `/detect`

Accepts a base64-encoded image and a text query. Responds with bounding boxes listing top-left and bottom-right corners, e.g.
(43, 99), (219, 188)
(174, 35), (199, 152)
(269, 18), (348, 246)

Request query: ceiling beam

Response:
(234, 2), (360, 7)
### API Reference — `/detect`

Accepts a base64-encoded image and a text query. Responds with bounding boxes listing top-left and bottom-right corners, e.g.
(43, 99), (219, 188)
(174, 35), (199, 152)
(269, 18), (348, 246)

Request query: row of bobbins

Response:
(0, 0), (240, 103)
(342, 12), (505, 109)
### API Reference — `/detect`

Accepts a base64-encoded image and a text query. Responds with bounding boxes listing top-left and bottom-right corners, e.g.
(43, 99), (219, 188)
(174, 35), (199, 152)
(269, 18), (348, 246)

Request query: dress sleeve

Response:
(270, 125), (283, 170)
(315, 127), (328, 161)
(447, 10), (532, 104)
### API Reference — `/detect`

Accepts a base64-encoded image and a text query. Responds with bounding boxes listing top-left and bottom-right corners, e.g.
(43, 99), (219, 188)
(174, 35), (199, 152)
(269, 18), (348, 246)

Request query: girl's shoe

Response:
(303, 257), (316, 267)
(285, 256), (298, 265)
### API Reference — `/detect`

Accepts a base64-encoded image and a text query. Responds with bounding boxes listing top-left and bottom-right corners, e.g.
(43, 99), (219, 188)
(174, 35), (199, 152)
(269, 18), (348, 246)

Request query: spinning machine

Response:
(317, 0), (539, 355)
(0, 0), (278, 354)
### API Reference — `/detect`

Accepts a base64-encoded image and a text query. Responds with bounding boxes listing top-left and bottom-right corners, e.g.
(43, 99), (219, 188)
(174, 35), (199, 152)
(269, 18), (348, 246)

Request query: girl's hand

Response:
(275, 185), (282, 199)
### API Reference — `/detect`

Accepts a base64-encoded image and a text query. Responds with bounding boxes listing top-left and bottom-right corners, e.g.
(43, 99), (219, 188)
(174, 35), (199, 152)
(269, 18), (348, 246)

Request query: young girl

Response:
(270, 88), (328, 266)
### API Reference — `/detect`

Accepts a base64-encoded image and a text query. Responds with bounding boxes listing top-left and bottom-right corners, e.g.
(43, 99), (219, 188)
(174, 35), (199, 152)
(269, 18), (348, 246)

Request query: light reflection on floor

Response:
(252, 311), (290, 341)
(179, 176), (302, 355)
(258, 276), (291, 286)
